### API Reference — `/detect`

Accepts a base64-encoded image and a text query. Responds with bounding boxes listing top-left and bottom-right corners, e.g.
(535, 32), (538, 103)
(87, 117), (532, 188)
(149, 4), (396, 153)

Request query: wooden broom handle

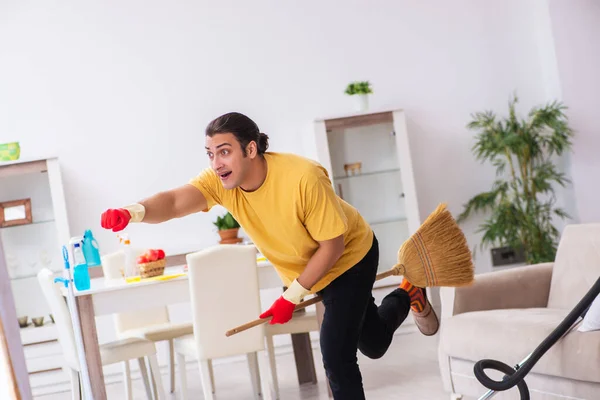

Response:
(225, 267), (400, 337)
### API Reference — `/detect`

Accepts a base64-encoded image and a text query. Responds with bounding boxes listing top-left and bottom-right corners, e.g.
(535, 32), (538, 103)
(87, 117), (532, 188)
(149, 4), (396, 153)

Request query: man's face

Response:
(205, 133), (252, 190)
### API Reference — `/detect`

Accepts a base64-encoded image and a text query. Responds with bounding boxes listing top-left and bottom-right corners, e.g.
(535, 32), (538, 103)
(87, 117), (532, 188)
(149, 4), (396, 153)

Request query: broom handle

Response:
(225, 267), (400, 337)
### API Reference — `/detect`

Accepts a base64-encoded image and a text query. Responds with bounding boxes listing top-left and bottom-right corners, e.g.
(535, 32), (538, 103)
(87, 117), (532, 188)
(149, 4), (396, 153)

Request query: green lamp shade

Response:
(0, 142), (20, 161)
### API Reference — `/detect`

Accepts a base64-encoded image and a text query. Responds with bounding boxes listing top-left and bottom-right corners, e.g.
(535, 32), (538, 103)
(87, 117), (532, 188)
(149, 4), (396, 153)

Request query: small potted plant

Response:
(345, 81), (373, 112)
(213, 211), (242, 244)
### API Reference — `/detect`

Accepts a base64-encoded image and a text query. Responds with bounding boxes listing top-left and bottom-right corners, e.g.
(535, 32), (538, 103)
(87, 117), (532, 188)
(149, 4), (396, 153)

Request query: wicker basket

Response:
(137, 258), (166, 279)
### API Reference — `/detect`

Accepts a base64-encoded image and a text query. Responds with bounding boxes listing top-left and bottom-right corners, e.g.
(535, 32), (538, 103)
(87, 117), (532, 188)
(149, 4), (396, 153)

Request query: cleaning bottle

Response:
(119, 233), (136, 277)
(70, 237), (91, 291)
(82, 229), (101, 267)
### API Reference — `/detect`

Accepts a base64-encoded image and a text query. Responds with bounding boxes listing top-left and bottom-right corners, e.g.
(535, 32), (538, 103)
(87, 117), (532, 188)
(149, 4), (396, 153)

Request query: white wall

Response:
(548, 0), (600, 223)
(0, 0), (573, 276)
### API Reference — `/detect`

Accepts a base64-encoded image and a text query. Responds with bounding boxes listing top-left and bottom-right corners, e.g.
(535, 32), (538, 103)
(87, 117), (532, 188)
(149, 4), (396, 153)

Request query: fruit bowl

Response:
(137, 249), (166, 279)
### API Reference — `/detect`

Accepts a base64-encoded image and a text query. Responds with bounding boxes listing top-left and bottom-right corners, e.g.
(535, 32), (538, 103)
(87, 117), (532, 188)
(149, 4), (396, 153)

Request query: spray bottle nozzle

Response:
(117, 233), (131, 245)
(54, 277), (69, 287)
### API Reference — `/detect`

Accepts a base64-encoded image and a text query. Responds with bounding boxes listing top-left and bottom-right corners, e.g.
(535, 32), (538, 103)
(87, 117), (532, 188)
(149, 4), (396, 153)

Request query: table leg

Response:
(283, 286), (318, 386)
(291, 332), (317, 384)
(76, 295), (107, 399)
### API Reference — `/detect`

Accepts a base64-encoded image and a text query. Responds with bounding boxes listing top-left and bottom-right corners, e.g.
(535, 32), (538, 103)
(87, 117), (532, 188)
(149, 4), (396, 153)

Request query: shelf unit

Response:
(0, 157), (71, 387)
(314, 109), (421, 288)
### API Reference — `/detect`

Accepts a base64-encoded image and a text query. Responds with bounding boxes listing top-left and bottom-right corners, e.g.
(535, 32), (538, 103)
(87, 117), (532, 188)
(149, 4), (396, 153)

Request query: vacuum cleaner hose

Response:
(475, 359), (530, 399)
(474, 276), (600, 396)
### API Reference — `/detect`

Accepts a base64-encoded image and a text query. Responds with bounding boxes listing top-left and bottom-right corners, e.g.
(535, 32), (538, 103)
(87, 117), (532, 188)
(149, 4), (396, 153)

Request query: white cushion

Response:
(100, 338), (157, 366)
(547, 224), (600, 310)
(579, 294), (600, 332)
(440, 308), (600, 383)
(119, 322), (194, 342)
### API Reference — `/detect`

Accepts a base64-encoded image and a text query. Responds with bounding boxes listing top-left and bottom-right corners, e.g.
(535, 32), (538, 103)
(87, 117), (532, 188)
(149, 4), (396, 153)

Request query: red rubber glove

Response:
(259, 296), (296, 325)
(259, 279), (310, 325)
(101, 208), (131, 232)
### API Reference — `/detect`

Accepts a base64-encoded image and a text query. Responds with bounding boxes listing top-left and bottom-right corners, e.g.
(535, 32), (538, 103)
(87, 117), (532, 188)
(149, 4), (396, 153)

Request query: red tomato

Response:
(148, 249), (159, 262)
(137, 255), (148, 264)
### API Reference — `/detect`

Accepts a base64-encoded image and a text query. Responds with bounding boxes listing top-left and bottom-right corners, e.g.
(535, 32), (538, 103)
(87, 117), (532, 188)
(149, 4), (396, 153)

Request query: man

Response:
(100, 112), (439, 399)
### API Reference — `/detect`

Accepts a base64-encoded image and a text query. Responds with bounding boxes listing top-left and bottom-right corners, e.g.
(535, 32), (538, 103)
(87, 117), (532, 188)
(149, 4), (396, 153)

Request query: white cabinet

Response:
(314, 109), (421, 287)
(0, 157), (70, 377)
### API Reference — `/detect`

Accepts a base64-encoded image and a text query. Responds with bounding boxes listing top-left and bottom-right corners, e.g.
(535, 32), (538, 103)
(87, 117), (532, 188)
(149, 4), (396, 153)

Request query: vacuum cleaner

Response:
(474, 276), (600, 399)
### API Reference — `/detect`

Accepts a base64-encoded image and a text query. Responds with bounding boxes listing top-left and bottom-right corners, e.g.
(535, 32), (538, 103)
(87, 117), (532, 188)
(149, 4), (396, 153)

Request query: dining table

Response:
(61, 257), (319, 400)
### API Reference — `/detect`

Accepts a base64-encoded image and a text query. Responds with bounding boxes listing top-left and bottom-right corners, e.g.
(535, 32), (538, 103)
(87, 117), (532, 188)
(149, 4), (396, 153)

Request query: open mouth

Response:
(219, 171), (232, 180)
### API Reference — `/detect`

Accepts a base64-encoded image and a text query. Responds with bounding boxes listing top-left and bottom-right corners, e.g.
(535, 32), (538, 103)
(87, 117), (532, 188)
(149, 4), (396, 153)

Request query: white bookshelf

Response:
(314, 109), (422, 288)
(0, 157), (71, 380)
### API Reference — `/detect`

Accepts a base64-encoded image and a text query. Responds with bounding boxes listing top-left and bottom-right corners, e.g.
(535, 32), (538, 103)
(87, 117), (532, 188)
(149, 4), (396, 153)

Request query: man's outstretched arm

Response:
(101, 184), (207, 231)
(139, 184), (208, 223)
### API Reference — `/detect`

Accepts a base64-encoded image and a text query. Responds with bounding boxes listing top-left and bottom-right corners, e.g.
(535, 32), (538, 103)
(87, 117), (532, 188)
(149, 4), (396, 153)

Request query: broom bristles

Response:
(393, 203), (474, 287)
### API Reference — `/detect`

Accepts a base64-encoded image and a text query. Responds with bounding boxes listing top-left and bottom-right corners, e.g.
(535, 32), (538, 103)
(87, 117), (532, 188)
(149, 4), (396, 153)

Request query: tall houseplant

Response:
(457, 95), (574, 264)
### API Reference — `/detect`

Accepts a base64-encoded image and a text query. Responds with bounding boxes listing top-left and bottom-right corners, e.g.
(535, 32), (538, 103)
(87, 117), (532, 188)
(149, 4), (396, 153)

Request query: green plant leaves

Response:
(459, 94), (574, 264)
(345, 81), (373, 95)
(212, 211), (240, 230)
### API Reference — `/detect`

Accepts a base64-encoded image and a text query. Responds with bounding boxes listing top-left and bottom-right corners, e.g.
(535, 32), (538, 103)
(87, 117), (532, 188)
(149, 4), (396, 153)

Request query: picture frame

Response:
(0, 199), (32, 228)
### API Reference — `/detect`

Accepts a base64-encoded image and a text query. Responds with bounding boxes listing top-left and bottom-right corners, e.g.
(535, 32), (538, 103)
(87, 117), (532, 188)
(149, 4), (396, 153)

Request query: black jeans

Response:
(317, 234), (411, 399)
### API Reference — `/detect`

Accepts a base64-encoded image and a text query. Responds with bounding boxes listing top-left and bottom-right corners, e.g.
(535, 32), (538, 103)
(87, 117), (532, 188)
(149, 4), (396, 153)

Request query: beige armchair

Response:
(438, 223), (600, 399)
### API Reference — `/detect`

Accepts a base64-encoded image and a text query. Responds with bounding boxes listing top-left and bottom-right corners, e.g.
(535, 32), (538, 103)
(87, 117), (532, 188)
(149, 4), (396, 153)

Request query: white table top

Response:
(65, 259), (280, 297)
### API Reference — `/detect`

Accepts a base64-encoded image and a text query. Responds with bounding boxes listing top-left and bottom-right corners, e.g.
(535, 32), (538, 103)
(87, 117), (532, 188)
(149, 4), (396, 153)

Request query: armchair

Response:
(438, 223), (600, 399)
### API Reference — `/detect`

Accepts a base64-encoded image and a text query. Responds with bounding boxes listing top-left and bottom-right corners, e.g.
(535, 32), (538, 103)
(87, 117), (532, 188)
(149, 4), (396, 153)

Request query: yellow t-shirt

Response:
(188, 152), (374, 293)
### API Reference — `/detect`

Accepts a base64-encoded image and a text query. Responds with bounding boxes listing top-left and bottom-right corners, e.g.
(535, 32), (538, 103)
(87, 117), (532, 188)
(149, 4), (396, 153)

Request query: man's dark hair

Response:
(205, 112), (269, 156)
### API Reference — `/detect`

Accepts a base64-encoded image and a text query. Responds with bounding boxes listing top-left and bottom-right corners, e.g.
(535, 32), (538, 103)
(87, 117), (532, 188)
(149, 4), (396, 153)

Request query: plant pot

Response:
(353, 94), (369, 112)
(218, 228), (240, 244)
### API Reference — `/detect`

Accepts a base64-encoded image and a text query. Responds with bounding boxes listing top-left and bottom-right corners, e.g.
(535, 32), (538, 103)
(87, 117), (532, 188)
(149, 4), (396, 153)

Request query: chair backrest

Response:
(547, 223), (600, 310)
(36, 268), (79, 370)
(186, 244), (264, 360)
(101, 250), (170, 333)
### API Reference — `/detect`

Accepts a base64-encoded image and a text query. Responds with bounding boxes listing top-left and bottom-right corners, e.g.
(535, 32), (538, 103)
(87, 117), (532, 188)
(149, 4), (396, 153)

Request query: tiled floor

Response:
(36, 331), (452, 399)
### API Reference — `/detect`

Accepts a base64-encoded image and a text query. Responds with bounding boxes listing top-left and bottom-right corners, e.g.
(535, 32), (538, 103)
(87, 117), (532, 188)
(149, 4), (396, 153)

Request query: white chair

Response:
(36, 268), (165, 400)
(101, 250), (194, 393)
(174, 244), (274, 400)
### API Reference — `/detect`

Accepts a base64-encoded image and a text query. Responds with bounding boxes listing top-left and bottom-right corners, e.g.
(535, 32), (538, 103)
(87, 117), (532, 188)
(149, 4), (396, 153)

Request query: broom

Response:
(225, 203), (474, 337)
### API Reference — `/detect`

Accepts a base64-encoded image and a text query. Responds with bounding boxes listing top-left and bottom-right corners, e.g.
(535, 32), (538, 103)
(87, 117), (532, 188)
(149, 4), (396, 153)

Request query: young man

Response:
(100, 112), (439, 399)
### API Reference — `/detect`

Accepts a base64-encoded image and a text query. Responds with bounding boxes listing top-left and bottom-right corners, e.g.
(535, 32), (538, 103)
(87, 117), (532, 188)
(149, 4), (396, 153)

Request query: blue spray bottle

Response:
(82, 229), (101, 267)
(69, 236), (91, 291)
